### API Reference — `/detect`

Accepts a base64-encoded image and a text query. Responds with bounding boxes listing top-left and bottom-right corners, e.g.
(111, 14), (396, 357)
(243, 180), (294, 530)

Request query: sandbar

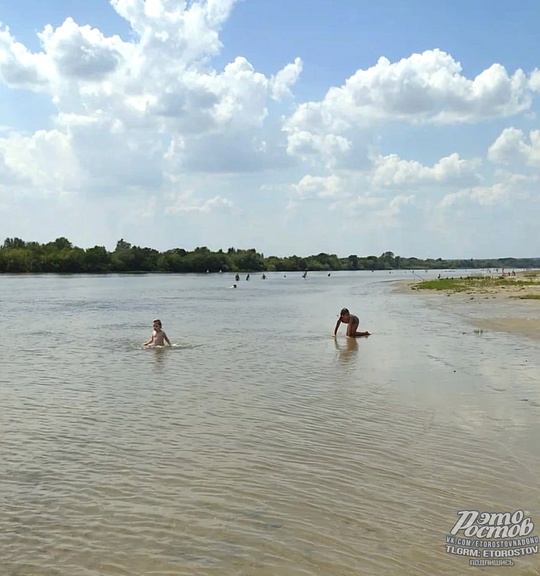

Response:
(395, 272), (540, 341)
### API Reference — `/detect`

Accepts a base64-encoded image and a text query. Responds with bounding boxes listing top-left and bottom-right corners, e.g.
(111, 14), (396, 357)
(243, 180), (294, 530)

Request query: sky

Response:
(1, 0), (540, 258)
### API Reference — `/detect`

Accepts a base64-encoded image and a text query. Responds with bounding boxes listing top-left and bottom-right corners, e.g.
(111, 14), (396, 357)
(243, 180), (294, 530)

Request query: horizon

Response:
(1, 0), (539, 257)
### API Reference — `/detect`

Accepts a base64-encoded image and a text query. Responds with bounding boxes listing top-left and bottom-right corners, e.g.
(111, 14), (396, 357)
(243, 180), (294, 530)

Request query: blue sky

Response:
(1, 0), (539, 257)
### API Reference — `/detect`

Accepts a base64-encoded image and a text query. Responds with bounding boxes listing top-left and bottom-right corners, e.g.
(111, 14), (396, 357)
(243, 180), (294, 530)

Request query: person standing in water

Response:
(333, 308), (370, 338)
(144, 319), (171, 347)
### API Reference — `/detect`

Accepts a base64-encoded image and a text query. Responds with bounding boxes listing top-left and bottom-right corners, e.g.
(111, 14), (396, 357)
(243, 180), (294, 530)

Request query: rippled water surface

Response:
(2, 271), (540, 575)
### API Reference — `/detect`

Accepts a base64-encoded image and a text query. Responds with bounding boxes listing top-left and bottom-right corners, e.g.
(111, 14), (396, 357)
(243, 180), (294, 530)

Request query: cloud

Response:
(0, 148), (29, 210)
(0, 0), (302, 204)
(0, 25), (50, 90)
(165, 190), (235, 214)
(371, 152), (481, 189)
(292, 174), (347, 200)
(285, 131), (352, 168)
(289, 169), (418, 226)
(270, 57), (303, 101)
(290, 150), (481, 209)
(110, 0), (236, 62)
(284, 50), (540, 165)
(373, 194), (416, 223)
(488, 127), (540, 166)
(39, 18), (124, 80)
(440, 172), (533, 208)
(0, 147), (24, 181)
(0, 129), (82, 193)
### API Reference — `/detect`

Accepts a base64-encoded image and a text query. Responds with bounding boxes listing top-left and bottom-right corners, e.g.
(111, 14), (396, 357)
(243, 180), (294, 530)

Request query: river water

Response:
(1, 271), (539, 575)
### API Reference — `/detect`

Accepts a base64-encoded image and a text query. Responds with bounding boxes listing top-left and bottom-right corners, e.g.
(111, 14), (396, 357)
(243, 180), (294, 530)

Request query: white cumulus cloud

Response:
(0, 129), (82, 193)
(440, 172), (533, 207)
(0, 0), (302, 202)
(284, 49), (540, 165)
(371, 152), (481, 189)
(488, 127), (540, 166)
(270, 57), (303, 101)
(292, 174), (347, 200)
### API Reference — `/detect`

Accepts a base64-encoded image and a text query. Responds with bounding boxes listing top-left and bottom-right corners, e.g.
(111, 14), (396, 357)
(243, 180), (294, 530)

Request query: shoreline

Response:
(394, 273), (540, 341)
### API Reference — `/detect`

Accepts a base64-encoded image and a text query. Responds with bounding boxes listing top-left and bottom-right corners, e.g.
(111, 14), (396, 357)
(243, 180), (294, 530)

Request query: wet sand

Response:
(396, 273), (540, 340)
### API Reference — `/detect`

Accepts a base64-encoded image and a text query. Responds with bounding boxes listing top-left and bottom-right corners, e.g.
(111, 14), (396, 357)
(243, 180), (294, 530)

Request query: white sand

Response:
(396, 273), (540, 340)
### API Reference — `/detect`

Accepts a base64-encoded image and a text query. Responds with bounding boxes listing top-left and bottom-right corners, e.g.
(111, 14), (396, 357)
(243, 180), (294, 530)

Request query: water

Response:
(1, 271), (539, 575)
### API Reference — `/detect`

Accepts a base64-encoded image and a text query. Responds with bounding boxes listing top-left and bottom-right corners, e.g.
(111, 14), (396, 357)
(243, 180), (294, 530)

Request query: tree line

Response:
(0, 237), (538, 274)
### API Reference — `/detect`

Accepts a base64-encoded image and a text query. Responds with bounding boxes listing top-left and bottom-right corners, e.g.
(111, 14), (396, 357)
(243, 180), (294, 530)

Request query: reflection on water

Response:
(1, 271), (539, 575)
(334, 336), (359, 364)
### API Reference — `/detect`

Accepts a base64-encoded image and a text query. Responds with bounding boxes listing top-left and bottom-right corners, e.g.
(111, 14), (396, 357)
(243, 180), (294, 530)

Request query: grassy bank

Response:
(411, 272), (540, 299)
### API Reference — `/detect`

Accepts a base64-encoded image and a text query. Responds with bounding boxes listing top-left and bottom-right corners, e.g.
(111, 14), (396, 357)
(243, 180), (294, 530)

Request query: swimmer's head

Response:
(153, 319), (162, 328)
(340, 308), (350, 318)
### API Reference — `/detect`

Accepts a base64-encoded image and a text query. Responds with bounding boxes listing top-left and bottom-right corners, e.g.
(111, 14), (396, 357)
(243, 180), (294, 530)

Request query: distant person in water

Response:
(333, 308), (370, 338)
(246, 273), (250, 281)
(144, 319), (171, 347)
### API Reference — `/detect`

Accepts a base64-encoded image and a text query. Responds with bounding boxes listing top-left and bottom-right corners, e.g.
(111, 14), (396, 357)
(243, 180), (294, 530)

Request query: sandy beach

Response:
(396, 272), (540, 341)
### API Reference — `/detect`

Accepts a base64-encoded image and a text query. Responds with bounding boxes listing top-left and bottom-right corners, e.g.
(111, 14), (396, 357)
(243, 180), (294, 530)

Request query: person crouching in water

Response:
(144, 319), (171, 347)
(333, 308), (370, 338)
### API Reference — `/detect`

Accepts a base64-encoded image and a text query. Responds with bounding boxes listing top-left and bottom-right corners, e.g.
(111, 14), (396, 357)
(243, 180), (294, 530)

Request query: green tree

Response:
(50, 237), (73, 251)
(379, 251), (395, 269)
(366, 255), (378, 270)
(3, 237), (26, 249)
(85, 246), (111, 272)
(348, 254), (359, 270)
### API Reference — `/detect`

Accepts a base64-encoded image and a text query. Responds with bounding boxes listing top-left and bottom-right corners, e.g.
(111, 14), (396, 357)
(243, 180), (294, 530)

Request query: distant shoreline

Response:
(1, 268), (540, 276)
(1, 237), (539, 274)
